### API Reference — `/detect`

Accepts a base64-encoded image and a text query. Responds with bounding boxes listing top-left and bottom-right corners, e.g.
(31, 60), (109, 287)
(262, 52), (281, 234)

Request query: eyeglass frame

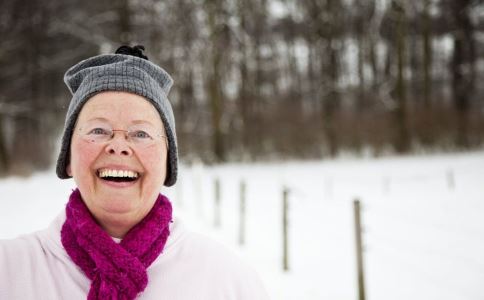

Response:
(76, 125), (169, 150)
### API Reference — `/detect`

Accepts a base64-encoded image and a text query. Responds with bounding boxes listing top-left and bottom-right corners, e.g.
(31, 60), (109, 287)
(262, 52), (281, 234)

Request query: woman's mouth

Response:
(97, 168), (140, 183)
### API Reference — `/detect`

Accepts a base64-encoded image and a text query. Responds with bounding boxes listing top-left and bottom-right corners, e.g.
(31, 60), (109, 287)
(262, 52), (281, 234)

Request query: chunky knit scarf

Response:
(61, 189), (172, 300)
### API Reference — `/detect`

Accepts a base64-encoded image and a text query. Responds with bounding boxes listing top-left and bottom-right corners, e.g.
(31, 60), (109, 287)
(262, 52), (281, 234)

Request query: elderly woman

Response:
(0, 46), (269, 299)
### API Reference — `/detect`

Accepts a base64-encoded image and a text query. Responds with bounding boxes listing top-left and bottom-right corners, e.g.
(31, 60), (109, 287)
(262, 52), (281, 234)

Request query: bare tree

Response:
(204, 0), (229, 162)
(447, 0), (477, 148)
(1, 0), (484, 176)
(422, 0), (432, 109)
(302, 0), (346, 157)
(118, 0), (132, 44)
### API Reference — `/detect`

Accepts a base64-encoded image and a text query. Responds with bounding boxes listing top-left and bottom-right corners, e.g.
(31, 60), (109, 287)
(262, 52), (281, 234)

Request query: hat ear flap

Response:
(66, 164), (72, 177)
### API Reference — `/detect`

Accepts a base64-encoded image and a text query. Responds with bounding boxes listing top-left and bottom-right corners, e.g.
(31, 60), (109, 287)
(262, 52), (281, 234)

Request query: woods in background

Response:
(0, 0), (483, 176)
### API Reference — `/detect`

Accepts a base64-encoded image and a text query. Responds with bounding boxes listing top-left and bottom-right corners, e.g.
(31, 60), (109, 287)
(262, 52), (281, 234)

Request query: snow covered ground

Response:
(1, 151), (483, 300)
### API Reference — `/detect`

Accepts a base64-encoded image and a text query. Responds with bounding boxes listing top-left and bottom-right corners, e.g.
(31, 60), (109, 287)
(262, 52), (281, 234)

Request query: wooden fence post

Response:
(214, 178), (221, 228)
(282, 186), (289, 271)
(383, 176), (390, 195)
(176, 177), (183, 208)
(239, 180), (246, 246)
(194, 165), (203, 218)
(447, 169), (455, 190)
(353, 199), (366, 300)
(325, 177), (333, 199)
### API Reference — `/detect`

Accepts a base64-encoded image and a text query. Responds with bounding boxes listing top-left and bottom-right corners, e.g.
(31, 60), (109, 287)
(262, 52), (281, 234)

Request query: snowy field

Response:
(1, 151), (483, 300)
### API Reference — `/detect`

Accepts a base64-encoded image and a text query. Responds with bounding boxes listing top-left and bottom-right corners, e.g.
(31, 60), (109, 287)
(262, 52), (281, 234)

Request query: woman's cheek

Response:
(71, 140), (102, 175)
(143, 148), (167, 182)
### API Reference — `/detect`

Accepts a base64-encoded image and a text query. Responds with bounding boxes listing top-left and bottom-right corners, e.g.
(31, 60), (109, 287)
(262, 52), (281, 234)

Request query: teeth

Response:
(98, 169), (139, 178)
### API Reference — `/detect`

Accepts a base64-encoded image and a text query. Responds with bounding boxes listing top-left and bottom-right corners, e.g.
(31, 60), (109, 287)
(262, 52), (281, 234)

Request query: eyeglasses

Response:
(78, 125), (168, 149)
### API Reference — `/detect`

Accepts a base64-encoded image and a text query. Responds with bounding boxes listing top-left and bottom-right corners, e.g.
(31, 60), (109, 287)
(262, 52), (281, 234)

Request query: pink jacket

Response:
(0, 213), (269, 299)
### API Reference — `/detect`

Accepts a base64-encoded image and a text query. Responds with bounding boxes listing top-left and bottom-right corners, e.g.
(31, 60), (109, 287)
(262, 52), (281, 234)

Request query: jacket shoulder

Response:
(0, 232), (49, 297)
(166, 229), (270, 299)
(0, 232), (45, 261)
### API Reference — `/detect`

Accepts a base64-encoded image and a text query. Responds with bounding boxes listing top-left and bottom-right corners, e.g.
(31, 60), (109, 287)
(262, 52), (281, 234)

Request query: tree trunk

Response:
(354, 0), (366, 112)
(367, 0), (379, 93)
(392, 0), (410, 153)
(320, 0), (341, 158)
(118, 0), (131, 44)
(450, 0), (476, 148)
(206, 0), (226, 162)
(0, 115), (8, 175)
(422, 0), (432, 109)
(237, 0), (251, 158)
(10, 1), (43, 174)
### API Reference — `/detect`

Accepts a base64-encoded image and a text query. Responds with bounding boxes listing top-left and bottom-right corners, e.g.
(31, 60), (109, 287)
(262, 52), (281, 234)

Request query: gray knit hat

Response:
(56, 48), (178, 186)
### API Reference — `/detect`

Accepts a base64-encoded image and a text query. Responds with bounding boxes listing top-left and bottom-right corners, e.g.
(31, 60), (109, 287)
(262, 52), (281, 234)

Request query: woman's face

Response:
(68, 91), (168, 235)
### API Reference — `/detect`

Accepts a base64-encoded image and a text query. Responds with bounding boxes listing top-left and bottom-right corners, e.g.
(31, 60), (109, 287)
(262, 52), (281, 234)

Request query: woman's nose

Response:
(105, 134), (133, 156)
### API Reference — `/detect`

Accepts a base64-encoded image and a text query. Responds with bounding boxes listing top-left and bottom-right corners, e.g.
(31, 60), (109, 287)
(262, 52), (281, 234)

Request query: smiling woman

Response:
(0, 46), (269, 300)
(68, 92), (169, 239)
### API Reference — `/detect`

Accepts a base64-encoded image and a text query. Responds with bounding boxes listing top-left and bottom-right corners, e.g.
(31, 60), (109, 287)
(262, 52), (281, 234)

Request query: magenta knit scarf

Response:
(61, 189), (172, 300)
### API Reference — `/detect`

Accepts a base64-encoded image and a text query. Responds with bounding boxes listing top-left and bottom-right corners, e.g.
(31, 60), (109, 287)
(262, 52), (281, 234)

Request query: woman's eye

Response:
(89, 128), (109, 135)
(132, 130), (151, 139)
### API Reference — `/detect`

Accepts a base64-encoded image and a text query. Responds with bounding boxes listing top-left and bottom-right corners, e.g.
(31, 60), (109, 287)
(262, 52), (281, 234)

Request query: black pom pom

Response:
(115, 45), (149, 60)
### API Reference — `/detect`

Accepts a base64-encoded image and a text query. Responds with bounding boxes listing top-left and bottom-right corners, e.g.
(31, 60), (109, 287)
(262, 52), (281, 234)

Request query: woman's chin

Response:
(93, 199), (143, 236)
(95, 182), (140, 205)
(80, 183), (157, 233)
(97, 196), (140, 215)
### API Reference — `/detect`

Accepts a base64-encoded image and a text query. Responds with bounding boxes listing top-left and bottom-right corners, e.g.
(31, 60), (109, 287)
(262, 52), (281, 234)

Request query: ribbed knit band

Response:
(56, 54), (178, 186)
